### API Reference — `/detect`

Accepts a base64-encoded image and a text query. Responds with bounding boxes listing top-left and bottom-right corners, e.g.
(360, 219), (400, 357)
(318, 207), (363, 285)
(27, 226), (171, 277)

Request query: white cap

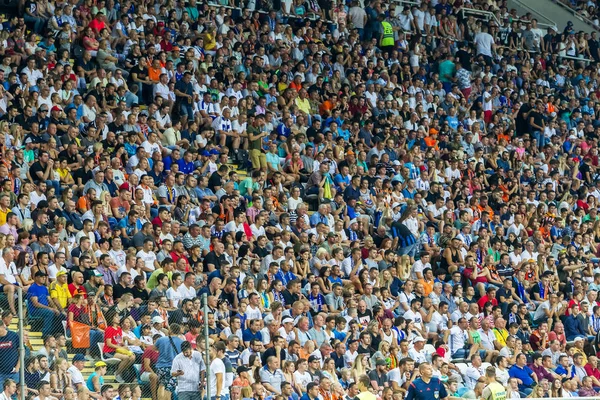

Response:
(152, 316), (164, 324)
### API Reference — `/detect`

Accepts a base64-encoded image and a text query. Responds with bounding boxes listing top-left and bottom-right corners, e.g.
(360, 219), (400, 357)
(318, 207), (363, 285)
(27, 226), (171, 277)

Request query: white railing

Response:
(510, 0), (557, 29)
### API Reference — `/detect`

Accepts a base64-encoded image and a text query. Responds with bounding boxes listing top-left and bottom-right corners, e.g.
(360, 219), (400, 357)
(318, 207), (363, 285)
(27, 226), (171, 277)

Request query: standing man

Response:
(209, 341), (229, 400)
(405, 363), (448, 400)
(170, 341), (206, 400)
(481, 366), (506, 400)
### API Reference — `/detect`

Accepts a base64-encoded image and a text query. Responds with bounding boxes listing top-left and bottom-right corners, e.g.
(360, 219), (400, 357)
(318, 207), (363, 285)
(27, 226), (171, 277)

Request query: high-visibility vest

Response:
(380, 21), (394, 47)
(484, 381), (507, 400)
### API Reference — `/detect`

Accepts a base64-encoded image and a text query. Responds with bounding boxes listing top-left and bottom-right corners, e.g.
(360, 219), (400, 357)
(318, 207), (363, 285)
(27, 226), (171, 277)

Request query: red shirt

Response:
(88, 18), (106, 34)
(477, 294), (498, 312)
(103, 326), (123, 353)
(585, 363), (600, 381)
(68, 283), (87, 298)
(141, 347), (159, 373)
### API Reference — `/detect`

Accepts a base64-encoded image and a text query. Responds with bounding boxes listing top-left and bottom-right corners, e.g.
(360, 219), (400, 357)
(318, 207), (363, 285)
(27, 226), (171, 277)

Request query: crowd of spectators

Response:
(2, 0), (600, 400)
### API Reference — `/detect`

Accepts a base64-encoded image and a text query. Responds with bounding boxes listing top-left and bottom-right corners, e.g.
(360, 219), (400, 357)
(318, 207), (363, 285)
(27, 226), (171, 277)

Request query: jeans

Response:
(178, 391), (200, 400)
(24, 15), (45, 33)
(30, 307), (61, 336)
(533, 130), (547, 149)
(46, 179), (61, 195)
(451, 348), (469, 359)
(179, 102), (194, 121)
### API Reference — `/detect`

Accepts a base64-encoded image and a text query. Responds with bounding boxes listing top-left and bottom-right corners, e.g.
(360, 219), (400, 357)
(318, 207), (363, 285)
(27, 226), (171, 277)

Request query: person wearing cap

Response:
(49, 268), (71, 313)
(86, 361), (107, 393)
(233, 365), (252, 387)
(170, 340), (206, 400)
(28, 270), (63, 336)
(67, 353), (88, 390)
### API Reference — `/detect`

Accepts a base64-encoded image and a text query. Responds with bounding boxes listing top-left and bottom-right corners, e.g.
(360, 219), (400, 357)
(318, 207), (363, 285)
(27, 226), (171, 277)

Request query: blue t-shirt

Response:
(508, 364), (535, 387)
(242, 329), (263, 343)
(28, 283), (50, 313)
(154, 336), (183, 368)
(406, 377), (448, 400)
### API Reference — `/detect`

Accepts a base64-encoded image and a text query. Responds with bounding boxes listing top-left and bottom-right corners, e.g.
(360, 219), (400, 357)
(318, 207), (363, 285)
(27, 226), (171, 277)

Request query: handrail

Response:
(460, 7), (503, 28)
(550, 0), (600, 31)
(206, 3), (333, 23)
(510, 0), (557, 29)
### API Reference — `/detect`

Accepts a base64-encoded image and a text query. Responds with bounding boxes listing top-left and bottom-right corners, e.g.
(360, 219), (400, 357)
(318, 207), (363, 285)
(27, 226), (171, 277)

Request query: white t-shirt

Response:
(294, 370), (312, 389)
(166, 287), (183, 308)
(0, 258), (17, 284)
(136, 250), (157, 272)
(245, 305), (262, 321)
(67, 365), (84, 387)
(209, 358), (227, 396)
(178, 284), (197, 300)
(448, 326), (467, 355)
(474, 32), (494, 57)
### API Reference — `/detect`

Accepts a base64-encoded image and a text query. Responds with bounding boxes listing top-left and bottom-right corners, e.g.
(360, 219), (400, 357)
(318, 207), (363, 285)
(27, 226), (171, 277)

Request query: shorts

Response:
(140, 372), (151, 382)
(157, 367), (177, 391)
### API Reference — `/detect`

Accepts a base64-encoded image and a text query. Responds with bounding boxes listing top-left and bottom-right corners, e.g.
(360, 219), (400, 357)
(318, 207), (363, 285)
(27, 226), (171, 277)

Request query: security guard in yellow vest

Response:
(481, 366), (506, 400)
(379, 14), (395, 54)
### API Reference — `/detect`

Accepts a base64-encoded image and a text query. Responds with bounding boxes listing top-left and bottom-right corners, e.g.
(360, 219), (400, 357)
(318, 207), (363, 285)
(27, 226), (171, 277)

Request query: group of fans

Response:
(1, 0), (600, 400)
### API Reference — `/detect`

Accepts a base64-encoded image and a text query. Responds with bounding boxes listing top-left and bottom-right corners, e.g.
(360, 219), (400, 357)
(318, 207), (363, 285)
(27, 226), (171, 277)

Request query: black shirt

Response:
(208, 171), (223, 191)
(112, 283), (134, 301)
(203, 251), (224, 271)
(29, 161), (47, 184)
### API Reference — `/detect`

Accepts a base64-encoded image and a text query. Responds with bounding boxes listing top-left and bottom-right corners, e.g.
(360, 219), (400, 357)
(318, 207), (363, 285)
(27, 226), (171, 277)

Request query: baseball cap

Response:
(308, 355), (320, 363)
(237, 366), (251, 374)
(414, 336), (426, 343)
(56, 269), (67, 277)
(92, 269), (103, 277)
(152, 316), (165, 324)
(95, 361), (107, 368)
(375, 359), (388, 366)
(282, 317), (294, 324)
(73, 354), (86, 362)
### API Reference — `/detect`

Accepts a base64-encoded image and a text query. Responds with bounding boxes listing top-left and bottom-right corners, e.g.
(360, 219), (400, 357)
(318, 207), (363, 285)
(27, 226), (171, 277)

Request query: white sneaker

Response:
(115, 375), (125, 383)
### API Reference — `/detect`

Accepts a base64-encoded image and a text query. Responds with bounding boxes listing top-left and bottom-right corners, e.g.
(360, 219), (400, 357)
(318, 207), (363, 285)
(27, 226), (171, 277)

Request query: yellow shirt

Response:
(50, 281), (72, 309)
(0, 207), (8, 226)
(493, 328), (509, 348)
(295, 97), (311, 115)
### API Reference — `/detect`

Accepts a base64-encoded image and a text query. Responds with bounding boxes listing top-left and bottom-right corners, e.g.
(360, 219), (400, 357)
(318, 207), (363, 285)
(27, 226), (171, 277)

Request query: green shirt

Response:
(439, 60), (456, 83)
(239, 177), (258, 197)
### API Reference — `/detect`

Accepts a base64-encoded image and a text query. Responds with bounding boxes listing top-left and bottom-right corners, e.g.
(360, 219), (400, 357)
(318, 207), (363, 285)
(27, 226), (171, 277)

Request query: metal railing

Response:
(510, 0), (557, 29)
(550, 0), (600, 31)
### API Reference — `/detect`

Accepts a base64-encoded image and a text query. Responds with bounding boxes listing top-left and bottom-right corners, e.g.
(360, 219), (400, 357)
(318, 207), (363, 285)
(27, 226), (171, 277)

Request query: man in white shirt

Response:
(464, 354), (484, 389)
(0, 247), (17, 314)
(171, 341), (206, 400)
(474, 26), (495, 59)
(445, 317), (470, 359)
(67, 354), (86, 389)
(408, 337), (428, 363)
(410, 253), (431, 280)
(403, 299), (425, 332)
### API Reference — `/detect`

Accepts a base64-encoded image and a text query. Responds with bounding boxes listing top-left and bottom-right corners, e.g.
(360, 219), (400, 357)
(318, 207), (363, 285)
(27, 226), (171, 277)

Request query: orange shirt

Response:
(148, 66), (162, 82)
(419, 278), (434, 296)
(289, 81), (303, 92)
(77, 196), (91, 213)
